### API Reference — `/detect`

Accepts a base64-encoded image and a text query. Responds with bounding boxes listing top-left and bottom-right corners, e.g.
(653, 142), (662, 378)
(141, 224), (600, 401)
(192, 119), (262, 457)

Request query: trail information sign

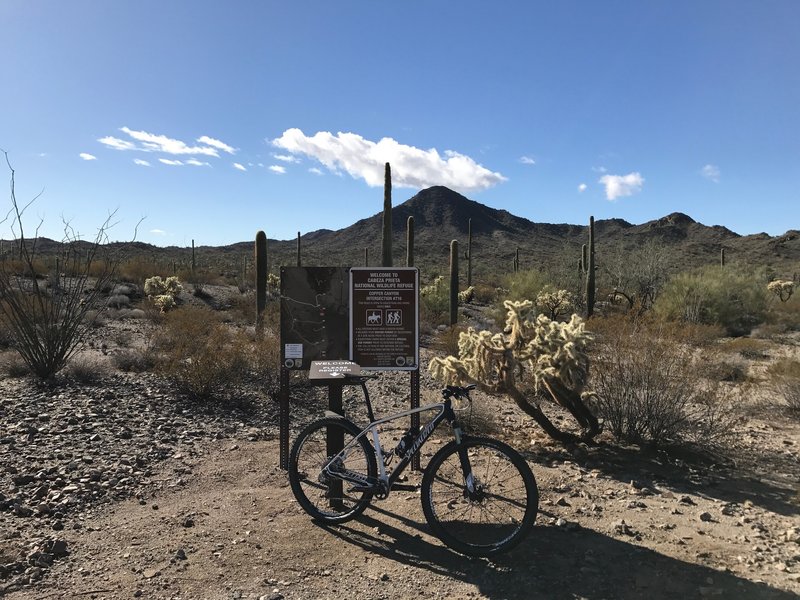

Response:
(350, 267), (419, 370)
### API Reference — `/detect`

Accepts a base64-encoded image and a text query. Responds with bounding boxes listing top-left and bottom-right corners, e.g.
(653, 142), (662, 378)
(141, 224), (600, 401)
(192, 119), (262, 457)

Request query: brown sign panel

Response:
(350, 267), (419, 370)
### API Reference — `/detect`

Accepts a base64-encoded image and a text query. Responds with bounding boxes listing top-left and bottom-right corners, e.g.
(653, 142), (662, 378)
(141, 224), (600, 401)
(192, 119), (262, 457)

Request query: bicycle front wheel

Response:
(288, 416), (377, 524)
(421, 437), (538, 556)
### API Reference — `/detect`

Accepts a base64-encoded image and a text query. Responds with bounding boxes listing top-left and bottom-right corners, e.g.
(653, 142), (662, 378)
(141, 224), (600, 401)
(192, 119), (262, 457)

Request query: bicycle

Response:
(288, 375), (538, 557)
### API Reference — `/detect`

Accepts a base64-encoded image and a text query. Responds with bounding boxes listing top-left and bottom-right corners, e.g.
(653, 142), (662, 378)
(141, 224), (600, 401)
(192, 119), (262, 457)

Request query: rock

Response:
(613, 520), (635, 536)
(142, 568), (160, 579)
(700, 512), (714, 522)
(174, 548), (187, 560)
(679, 496), (697, 506)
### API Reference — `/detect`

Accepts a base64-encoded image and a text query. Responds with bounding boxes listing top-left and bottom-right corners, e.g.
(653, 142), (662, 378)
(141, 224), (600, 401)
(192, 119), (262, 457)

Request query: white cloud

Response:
(133, 159), (151, 167)
(701, 164), (720, 183)
(98, 136), (138, 151)
(599, 172), (644, 201)
(79, 153), (97, 161)
(120, 127), (219, 156)
(269, 165), (286, 174)
(185, 158), (210, 167)
(272, 128), (507, 193)
(233, 163), (247, 171)
(99, 127), (225, 157)
(519, 156), (536, 165)
(309, 167), (324, 176)
(578, 183), (587, 193)
(272, 153), (300, 163)
(150, 229), (166, 235)
(592, 166), (608, 174)
(196, 135), (236, 154)
(159, 158), (184, 166)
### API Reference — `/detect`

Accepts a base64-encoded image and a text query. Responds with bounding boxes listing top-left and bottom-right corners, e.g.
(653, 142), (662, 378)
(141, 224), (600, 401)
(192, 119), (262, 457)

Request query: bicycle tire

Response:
(288, 416), (377, 524)
(421, 436), (538, 556)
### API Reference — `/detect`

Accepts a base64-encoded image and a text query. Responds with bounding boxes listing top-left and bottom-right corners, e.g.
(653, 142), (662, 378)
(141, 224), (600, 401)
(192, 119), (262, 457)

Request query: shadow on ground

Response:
(524, 440), (799, 518)
(324, 505), (794, 600)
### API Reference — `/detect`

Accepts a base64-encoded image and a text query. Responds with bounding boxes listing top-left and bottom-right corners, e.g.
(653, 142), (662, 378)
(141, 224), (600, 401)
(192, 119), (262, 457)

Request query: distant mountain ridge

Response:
(5, 186), (799, 279)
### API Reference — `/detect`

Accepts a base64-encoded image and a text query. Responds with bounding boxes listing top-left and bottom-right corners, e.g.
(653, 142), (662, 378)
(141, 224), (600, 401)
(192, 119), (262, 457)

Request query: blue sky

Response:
(2, 1), (798, 246)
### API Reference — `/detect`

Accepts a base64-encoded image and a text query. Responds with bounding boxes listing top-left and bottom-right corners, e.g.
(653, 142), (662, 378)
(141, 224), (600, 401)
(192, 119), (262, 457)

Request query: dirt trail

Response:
(6, 428), (799, 600)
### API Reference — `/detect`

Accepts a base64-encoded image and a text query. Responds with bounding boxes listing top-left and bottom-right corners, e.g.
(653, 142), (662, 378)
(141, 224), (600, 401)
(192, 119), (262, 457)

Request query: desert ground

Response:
(1, 284), (799, 600)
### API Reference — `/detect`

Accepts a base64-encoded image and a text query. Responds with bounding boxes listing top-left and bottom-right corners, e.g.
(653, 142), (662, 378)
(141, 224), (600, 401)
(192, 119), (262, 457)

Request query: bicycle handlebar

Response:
(443, 384), (476, 400)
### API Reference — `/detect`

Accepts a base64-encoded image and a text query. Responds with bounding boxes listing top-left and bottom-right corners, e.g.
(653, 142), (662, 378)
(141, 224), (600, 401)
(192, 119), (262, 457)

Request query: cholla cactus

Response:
(420, 276), (445, 297)
(153, 294), (176, 313)
(429, 299), (600, 442)
(768, 280), (794, 302)
(535, 287), (575, 320)
(267, 273), (280, 292)
(144, 276), (183, 298)
(458, 286), (475, 305)
(144, 276), (183, 312)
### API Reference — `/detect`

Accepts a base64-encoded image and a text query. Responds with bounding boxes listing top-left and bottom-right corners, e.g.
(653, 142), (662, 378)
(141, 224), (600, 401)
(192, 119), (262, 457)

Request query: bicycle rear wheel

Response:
(421, 437), (538, 556)
(288, 416), (377, 524)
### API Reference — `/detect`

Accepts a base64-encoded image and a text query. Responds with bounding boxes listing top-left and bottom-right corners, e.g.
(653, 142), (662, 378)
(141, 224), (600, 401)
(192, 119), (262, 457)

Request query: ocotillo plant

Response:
(585, 216), (596, 318)
(406, 216), (414, 267)
(255, 231), (267, 332)
(296, 231), (301, 267)
(382, 162), (392, 267)
(449, 240), (459, 326)
(466, 218), (473, 287)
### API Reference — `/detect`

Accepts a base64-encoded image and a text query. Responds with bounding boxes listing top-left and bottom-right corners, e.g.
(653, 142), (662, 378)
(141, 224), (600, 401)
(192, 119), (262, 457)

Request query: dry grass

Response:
(766, 358), (800, 414)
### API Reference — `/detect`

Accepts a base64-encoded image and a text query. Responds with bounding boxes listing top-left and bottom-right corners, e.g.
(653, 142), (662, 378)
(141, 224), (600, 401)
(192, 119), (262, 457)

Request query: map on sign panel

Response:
(279, 267), (350, 370)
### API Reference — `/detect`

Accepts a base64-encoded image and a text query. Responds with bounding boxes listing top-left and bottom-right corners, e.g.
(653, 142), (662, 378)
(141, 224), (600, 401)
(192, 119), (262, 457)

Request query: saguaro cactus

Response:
(406, 216), (414, 267)
(449, 240), (459, 326)
(255, 231), (267, 331)
(513, 248), (520, 273)
(191, 239), (196, 274)
(296, 231), (301, 267)
(364, 248), (369, 267)
(720, 247), (726, 267)
(585, 216), (596, 318)
(382, 162), (392, 267)
(466, 218), (473, 287)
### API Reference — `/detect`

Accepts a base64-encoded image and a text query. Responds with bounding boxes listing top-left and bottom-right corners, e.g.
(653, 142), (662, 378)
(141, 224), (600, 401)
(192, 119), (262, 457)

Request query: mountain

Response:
(5, 186), (799, 281)
(263, 186), (799, 280)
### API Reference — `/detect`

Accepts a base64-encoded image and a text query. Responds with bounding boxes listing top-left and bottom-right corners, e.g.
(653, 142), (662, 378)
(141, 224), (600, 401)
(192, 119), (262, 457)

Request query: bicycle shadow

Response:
(319, 504), (797, 600)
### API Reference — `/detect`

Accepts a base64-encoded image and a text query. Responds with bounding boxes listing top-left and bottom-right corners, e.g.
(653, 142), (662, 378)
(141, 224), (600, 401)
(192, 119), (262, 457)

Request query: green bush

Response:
(492, 269), (554, 325)
(654, 266), (767, 335)
(420, 275), (449, 328)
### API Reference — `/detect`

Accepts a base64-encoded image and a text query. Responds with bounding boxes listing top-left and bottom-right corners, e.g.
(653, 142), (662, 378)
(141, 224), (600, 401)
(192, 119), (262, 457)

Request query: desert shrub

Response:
(590, 316), (736, 447)
(703, 360), (749, 383)
(240, 329), (281, 399)
(766, 359), (800, 414)
(106, 294), (131, 309)
(654, 265), (767, 336)
(717, 337), (769, 360)
(0, 350), (29, 377)
(113, 348), (156, 373)
(471, 283), (497, 304)
(420, 275), (449, 328)
(763, 295), (800, 334)
(152, 306), (246, 400)
(491, 269), (554, 325)
(63, 356), (109, 384)
(432, 324), (469, 357)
